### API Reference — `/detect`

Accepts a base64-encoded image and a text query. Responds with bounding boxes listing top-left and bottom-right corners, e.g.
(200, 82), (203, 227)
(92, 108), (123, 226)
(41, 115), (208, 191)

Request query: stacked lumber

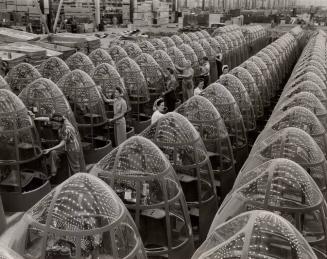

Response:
(29, 41), (75, 60)
(0, 42), (47, 65)
(0, 51), (26, 75)
(0, 27), (40, 43)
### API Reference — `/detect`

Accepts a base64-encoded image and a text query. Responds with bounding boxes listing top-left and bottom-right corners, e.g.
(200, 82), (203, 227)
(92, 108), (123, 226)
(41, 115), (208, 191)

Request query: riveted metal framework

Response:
(149, 38), (167, 51)
(274, 92), (327, 130)
(200, 83), (248, 171)
(189, 42), (206, 62)
(91, 63), (130, 108)
(151, 50), (175, 76)
(166, 47), (188, 69)
(116, 57), (150, 107)
(244, 127), (327, 197)
(108, 45), (128, 63)
(5, 63), (41, 95)
(14, 173), (146, 259)
(206, 37), (222, 55)
(161, 37), (176, 49)
(199, 39), (218, 82)
(229, 67), (264, 119)
(292, 70), (327, 95)
(240, 60), (269, 108)
(65, 52), (95, 75)
(171, 35), (184, 47)
(19, 78), (76, 127)
(256, 51), (279, 91)
(219, 74), (256, 132)
(38, 57), (70, 84)
(137, 41), (156, 55)
(280, 80), (327, 108)
(0, 245), (24, 259)
(140, 112), (218, 242)
(123, 42), (143, 60)
(199, 39), (216, 60)
(88, 48), (115, 67)
(135, 53), (165, 99)
(220, 34), (236, 68)
(214, 35), (230, 68)
(202, 204), (320, 258)
(178, 44), (200, 77)
(56, 69), (111, 161)
(200, 30), (210, 39)
(257, 106), (327, 156)
(248, 56), (274, 101)
(179, 33), (192, 44)
(0, 89), (42, 165)
(91, 136), (194, 259)
(187, 33), (199, 42)
(175, 96), (235, 199)
(194, 31), (205, 40)
(218, 158), (327, 256)
(0, 89), (50, 211)
(0, 75), (10, 90)
(261, 48), (281, 85)
(57, 69), (107, 127)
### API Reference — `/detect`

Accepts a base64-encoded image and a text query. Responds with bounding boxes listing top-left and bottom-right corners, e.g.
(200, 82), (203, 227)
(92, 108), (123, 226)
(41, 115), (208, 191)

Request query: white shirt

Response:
(194, 87), (202, 96)
(151, 110), (164, 124)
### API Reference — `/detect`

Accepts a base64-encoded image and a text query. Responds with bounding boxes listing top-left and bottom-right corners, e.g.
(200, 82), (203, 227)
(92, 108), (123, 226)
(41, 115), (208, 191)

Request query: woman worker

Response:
(178, 60), (194, 102)
(98, 86), (127, 146)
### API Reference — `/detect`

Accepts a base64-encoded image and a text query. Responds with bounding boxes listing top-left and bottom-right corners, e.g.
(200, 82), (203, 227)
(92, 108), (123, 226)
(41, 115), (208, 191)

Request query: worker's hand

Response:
(43, 149), (50, 155)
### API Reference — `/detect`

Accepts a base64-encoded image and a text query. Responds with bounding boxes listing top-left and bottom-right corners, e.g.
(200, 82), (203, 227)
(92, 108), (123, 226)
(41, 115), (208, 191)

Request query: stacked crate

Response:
(134, 1), (153, 26)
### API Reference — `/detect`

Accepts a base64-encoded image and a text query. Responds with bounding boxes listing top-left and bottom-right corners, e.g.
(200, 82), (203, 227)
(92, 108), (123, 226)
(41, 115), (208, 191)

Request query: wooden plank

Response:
(0, 27), (40, 43)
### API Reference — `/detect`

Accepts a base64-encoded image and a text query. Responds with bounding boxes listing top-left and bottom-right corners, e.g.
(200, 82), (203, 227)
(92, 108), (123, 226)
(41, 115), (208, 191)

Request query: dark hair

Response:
(156, 98), (164, 107)
(203, 56), (209, 61)
(167, 67), (174, 74)
(50, 113), (64, 123)
(154, 98), (164, 108)
(115, 87), (123, 94)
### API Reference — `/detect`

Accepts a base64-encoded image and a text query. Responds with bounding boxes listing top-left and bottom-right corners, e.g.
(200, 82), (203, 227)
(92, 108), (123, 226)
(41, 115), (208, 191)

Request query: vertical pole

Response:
(53, 0), (63, 32)
(94, 0), (100, 27)
(32, 0), (50, 33)
(0, 196), (6, 235)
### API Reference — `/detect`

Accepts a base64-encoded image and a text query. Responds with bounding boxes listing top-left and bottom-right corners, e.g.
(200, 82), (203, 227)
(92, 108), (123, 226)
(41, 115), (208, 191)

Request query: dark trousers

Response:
(203, 75), (210, 89)
(163, 89), (177, 112)
(216, 60), (223, 79)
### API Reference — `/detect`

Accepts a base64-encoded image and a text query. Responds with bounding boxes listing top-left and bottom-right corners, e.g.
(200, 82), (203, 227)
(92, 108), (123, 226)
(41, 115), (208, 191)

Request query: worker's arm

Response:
(175, 64), (185, 71)
(43, 139), (66, 154)
(110, 100), (127, 123)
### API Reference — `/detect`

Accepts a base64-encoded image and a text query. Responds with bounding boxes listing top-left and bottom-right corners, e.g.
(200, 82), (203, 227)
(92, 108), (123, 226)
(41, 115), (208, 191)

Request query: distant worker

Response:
(151, 98), (165, 124)
(26, 22), (33, 33)
(194, 80), (204, 96)
(163, 67), (178, 112)
(71, 16), (78, 33)
(98, 18), (105, 31)
(178, 60), (194, 102)
(200, 56), (210, 89)
(222, 65), (229, 75)
(216, 53), (223, 79)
